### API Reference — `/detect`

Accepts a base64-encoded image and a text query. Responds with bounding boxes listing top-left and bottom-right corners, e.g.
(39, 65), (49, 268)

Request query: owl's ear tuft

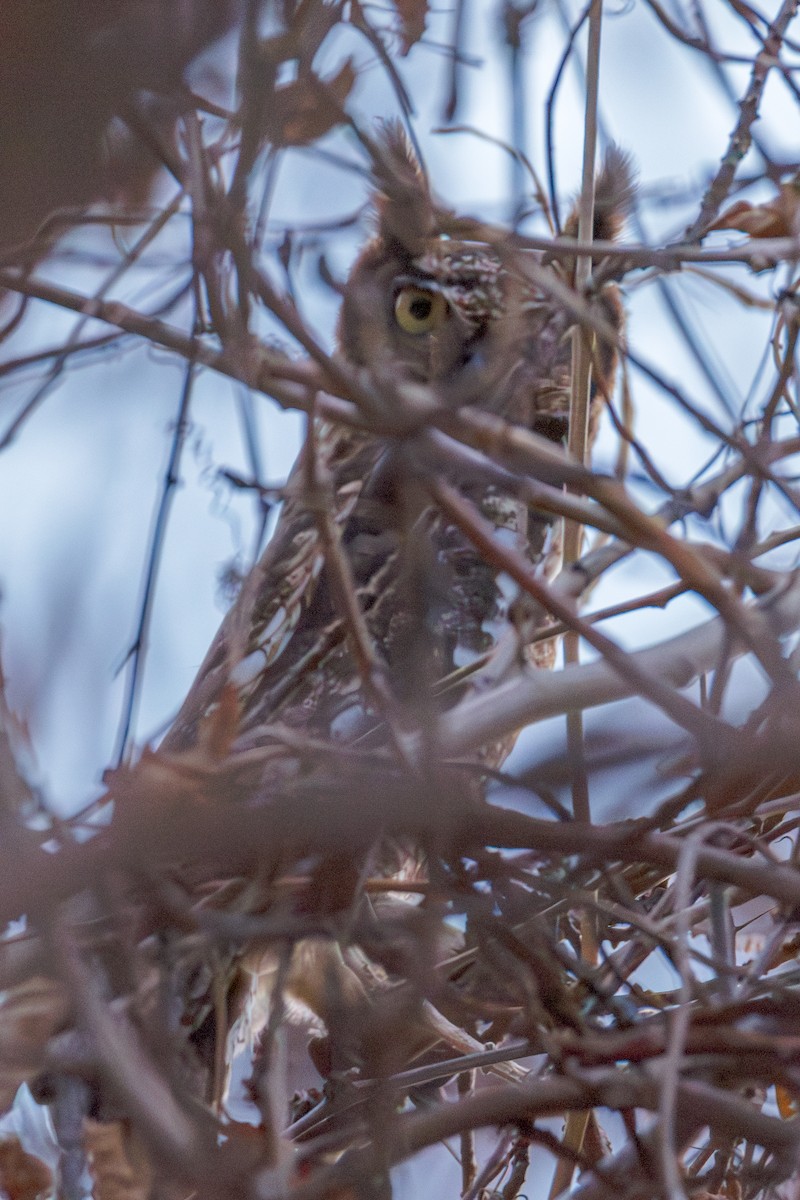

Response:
(593, 144), (637, 242)
(373, 120), (426, 186)
(564, 144), (637, 243)
(368, 120), (435, 255)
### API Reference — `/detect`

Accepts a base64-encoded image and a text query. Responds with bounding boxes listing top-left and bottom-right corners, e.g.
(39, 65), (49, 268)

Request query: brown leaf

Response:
(271, 61), (356, 146)
(391, 0), (428, 52)
(691, 1181), (743, 1200)
(582, 1110), (612, 1166)
(0, 978), (69, 1111)
(710, 178), (800, 238)
(85, 1120), (152, 1200)
(105, 741), (224, 811)
(776, 1084), (798, 1119)
(0, 1137), (51, 1200)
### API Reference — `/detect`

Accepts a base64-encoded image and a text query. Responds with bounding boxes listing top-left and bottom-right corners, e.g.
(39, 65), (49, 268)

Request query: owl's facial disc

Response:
(393, 283), (449, 335)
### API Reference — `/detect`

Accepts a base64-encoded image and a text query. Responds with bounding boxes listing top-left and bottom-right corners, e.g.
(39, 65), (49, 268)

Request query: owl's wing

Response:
(161, 420), (383, 754)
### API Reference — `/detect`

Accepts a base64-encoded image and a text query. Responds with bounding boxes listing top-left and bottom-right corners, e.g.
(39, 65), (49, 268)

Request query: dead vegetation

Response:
(0, 2), (800, 1200)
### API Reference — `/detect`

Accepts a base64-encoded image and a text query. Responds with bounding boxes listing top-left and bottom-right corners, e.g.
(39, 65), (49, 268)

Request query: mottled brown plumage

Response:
(160, 127), (635, 1093)
(164, 128), (634, 772)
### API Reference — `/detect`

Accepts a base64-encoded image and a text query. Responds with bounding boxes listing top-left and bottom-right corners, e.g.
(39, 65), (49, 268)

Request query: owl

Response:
(148, 128), (636, 1104)
(163, 127), (635, 772)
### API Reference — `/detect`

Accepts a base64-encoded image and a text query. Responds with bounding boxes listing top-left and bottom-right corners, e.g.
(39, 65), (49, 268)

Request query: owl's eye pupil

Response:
(394, 285), (448, 334)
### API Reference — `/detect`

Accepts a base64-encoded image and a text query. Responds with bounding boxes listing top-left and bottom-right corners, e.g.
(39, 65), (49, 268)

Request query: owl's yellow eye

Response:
(394, 286), (448, 335)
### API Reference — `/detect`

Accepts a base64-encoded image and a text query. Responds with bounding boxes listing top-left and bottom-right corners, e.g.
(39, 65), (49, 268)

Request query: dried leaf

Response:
(105, 742), (221, 810)
(776, 1084), (798, 1119)
(0, 978), (69, 1110)
(391, 0), (428, 52)
(85, 1120), (152, 1200)
(0, 1137), (51, 1200)
(693, 1181), (743, 1200)
(271, 61), (356, 146)
(582, 1111), (612, 1166)
(710, 178), (800, 238)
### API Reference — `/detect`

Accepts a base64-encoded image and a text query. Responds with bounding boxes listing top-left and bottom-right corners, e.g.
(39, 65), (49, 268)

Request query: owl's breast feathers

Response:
(164, 136), (634, 763)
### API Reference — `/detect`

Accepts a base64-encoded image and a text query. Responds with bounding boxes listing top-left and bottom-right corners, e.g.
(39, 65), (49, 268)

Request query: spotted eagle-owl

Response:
(163, 127), (634, 772)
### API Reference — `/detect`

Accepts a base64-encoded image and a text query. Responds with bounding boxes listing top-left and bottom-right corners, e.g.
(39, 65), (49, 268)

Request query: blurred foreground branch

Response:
(1, 3), (800, 1200)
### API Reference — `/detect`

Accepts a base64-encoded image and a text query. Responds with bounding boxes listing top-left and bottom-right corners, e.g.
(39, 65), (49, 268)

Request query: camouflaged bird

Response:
(152, 127), (636, 1098)
(163, 127), (634, 771)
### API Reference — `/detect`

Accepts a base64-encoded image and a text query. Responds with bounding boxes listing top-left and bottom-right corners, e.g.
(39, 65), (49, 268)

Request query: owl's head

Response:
(337, 124), (634, 422)
(337, 123), (509, 394)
